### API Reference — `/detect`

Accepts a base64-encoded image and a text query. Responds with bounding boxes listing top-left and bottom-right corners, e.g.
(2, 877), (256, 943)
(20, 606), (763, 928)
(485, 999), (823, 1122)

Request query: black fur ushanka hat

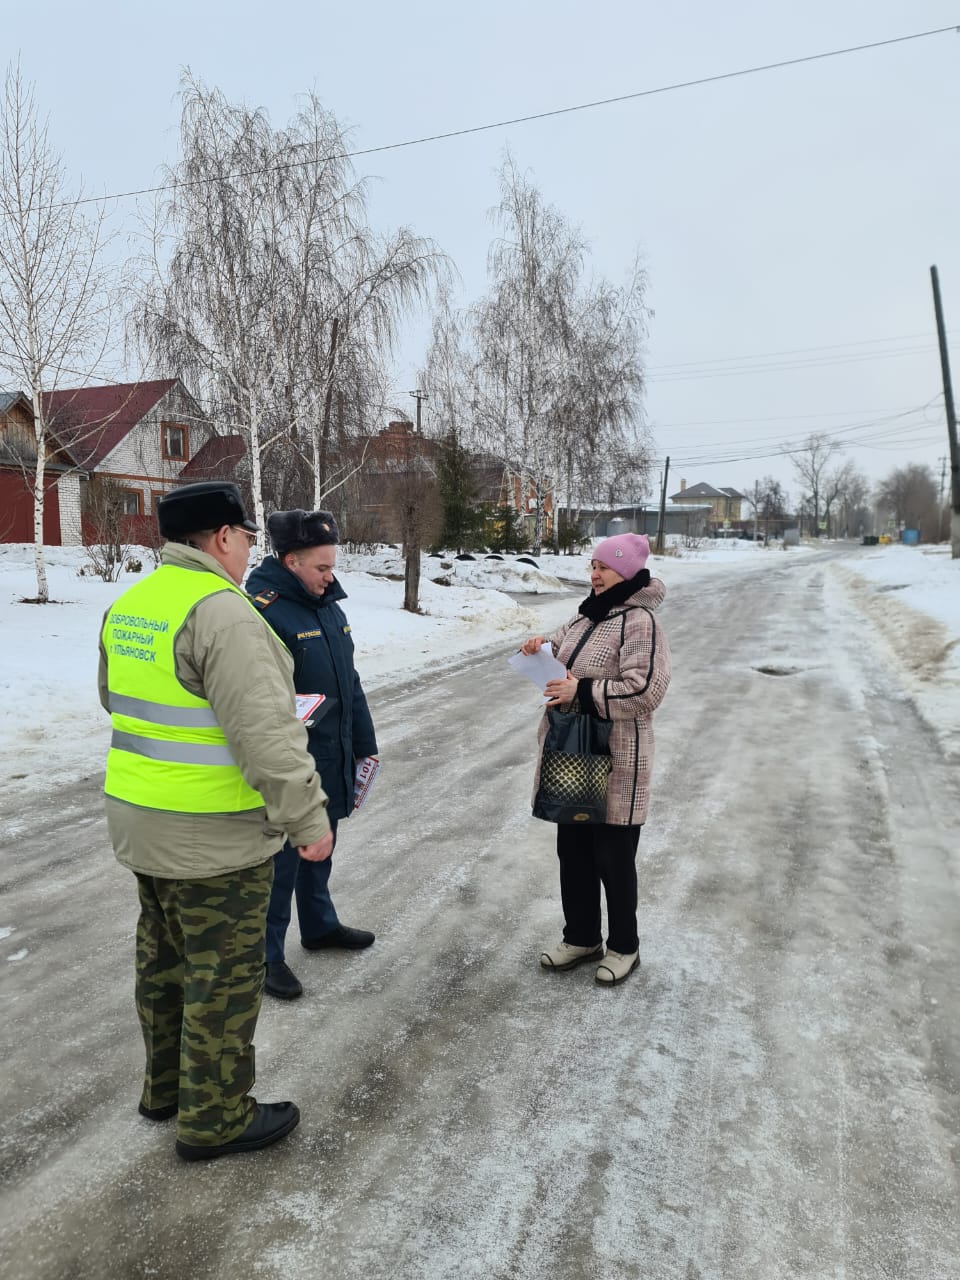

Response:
(267, 509), (340, 556)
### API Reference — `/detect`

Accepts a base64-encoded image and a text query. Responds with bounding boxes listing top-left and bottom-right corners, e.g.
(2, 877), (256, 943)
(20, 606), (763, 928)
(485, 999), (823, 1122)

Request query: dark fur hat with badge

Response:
(158, 481), (259, 540)
(267, 509), (340, 557)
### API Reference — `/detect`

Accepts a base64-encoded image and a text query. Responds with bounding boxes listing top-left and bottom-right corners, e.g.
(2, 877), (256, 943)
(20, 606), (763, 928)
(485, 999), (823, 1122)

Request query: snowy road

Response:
(1, 548), (958, 1280)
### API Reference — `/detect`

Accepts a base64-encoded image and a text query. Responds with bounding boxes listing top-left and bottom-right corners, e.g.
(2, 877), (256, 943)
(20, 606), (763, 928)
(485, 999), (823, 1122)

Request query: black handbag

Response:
(532, 622), (612, 825)
(533, 707), (612, 825)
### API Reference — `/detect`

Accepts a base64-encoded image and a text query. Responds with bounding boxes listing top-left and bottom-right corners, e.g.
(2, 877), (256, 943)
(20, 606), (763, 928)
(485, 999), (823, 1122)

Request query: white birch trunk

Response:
(247, 399), (266, 558)
(29, 390), (49, 602)
(533, 483), (546, 554)
(311, 413), (323, 510)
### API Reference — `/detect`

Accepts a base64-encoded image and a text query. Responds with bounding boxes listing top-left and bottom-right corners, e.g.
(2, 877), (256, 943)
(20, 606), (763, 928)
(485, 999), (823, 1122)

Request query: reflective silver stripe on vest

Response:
(108, 693), (220, 728)
(110, 729), (237, 766)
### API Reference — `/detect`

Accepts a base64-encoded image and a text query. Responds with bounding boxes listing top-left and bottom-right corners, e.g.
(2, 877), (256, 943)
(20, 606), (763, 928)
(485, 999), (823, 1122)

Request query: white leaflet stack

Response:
(354, 756), (380, 810)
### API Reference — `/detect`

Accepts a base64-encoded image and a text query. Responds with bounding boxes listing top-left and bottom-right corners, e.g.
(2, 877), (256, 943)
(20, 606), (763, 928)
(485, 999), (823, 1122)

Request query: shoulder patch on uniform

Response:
(251, 589), (279, 609)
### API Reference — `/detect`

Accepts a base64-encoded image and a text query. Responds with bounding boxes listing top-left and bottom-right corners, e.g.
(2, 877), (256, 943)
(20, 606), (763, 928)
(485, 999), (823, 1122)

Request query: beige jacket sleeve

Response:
(176, 590), (330, 847)
(98, 635), (109, 712)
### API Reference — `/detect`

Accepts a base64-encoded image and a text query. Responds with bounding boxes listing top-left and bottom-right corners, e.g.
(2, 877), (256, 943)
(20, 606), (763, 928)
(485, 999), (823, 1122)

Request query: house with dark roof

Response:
(0, 378), (217, 545)
(669, 479), (746, 533)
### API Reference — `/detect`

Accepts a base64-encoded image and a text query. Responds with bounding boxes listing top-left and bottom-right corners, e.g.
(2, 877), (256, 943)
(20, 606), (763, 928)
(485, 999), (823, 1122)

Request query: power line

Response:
(60, 24), (959, 210)
(863, 433), (944, 451)
(650, 429), (944, 468)
(651, 397), (942, 466)
(663, 427), (923, 461)
(647, 332), (933, 369)
(646, 342), (958, 383)
(651, 405), (932, 429)
(646, 331), (948, 371)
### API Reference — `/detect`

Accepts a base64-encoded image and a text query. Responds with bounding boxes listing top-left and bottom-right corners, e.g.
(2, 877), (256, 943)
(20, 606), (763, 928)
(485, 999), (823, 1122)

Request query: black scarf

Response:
(577, 569), (650, 621)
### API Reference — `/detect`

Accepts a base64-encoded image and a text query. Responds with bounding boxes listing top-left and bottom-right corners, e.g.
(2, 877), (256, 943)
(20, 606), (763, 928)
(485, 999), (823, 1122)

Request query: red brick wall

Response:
(79, 511), (154, 547)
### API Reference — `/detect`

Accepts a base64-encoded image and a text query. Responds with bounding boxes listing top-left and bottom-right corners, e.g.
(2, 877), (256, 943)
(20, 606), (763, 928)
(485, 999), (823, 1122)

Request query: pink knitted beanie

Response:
(591, 532), (650, 580)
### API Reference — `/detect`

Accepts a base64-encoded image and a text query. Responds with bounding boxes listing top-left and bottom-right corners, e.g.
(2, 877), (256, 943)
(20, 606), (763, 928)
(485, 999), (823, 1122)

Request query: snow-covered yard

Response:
(1, 538), (957, 807)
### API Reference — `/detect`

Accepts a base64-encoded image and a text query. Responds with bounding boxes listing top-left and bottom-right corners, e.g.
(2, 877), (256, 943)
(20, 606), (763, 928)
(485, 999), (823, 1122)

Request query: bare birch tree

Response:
(422, 157), (651, 553)
(471, 156), (586, 551)
(0, 62), (113, 600)
(555, 259), (651, 531)
(132, 76), (444, 537)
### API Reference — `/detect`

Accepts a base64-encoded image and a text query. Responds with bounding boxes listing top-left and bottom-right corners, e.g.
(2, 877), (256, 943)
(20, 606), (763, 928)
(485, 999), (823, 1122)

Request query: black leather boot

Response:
(264, 961), (303, 999)
(175, 1102), (300, 1161)
(301, 924), (375, 950)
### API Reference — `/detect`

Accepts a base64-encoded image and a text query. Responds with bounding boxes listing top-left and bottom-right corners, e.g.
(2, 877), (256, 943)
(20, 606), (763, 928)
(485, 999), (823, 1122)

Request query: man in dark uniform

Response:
(247, 509), (378, 1000)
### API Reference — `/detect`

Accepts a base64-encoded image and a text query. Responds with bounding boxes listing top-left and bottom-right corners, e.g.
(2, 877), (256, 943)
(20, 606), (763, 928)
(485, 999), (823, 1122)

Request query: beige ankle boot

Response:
(595, 949), (639, 985)
(539, 940), (604, 971)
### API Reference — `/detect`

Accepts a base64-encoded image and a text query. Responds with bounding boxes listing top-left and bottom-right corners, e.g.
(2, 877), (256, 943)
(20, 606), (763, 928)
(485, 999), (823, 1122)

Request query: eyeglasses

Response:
(232, 526), (258, 548)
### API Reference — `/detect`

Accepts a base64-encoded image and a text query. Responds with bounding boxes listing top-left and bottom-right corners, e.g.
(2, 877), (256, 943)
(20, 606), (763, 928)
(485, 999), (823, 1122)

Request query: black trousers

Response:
(557, 823), (642, 955)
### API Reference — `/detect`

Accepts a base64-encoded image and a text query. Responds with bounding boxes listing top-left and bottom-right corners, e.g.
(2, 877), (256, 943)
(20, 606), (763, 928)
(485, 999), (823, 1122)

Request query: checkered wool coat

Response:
(532, 578), (671, 827)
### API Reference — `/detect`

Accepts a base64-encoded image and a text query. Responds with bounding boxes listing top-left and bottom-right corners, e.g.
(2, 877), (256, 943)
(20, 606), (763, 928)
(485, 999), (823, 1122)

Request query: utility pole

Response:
(930, 266), (960, 558)
(408, 389), (428, 433)
(655, 456), (670, 554)
(938, 455), (948, 542)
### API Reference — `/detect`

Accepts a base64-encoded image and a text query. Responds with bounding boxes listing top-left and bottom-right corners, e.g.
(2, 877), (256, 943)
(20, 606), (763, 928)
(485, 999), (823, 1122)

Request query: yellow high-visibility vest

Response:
(102, 566), (265, 813)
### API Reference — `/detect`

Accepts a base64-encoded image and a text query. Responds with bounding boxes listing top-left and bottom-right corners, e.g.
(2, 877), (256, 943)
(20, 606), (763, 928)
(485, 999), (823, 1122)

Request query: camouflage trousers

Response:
(133, 858), (273, 1146)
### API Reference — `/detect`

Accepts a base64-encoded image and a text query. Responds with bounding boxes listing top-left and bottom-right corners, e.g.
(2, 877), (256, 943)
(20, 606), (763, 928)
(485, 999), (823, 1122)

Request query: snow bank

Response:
(834, 544), (960, 760)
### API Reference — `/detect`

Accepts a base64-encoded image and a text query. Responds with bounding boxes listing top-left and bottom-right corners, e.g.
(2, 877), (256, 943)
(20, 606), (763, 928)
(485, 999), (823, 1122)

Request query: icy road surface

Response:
(1, 547), (958, 1279)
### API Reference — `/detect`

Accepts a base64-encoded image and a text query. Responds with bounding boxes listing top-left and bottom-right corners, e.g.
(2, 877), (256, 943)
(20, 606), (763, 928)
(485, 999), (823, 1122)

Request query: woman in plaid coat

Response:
(521, 533), (671, 986)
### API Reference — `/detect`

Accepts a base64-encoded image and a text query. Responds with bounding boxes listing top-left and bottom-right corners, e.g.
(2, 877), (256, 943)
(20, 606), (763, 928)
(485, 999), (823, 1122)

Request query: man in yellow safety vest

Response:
(99, 480), (332, 1161)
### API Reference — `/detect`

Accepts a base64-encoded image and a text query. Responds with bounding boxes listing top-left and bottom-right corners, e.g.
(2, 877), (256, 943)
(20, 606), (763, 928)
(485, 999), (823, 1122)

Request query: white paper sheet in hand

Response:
(507, 642), (566, 694)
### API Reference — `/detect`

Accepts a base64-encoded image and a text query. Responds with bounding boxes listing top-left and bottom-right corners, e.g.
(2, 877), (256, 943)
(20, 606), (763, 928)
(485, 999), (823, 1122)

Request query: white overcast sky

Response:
(6, 0), (959, 501)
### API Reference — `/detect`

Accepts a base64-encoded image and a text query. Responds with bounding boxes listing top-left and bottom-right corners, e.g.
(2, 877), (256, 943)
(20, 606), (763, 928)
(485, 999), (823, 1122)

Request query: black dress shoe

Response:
(264, 961), (303, 999)
(301, 924), (375, 951)
(138, 1100), (178, 1122)
(175, 1101), (300, 1162)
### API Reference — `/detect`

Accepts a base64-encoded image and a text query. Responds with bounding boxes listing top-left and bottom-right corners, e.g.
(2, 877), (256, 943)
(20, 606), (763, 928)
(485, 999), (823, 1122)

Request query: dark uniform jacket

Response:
(247, 556), (378, 821)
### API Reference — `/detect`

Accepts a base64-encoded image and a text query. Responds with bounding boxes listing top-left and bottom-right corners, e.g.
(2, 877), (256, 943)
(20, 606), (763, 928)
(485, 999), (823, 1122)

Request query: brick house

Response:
(669, 480), (746, 533)
(471, 453), (554, 542)
(45, 379), (217, 544)
(349, 420), (440, 542)
(341, 422), (553, 545)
